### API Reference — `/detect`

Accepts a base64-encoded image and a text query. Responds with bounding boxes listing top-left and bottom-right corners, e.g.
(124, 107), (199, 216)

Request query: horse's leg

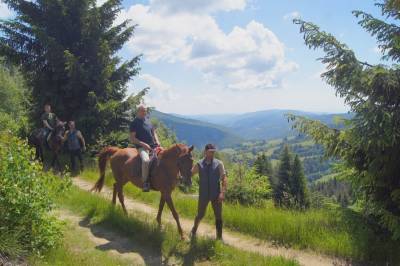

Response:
(51, 152), (56, 168)
(116, 183), (128, 215)
(156, 194), (166, 227)
(39, 146), (44, 163)
(165, 194), (184, 239)
(56, 153), (62, 172)
(34, 145), (39, 160)
(112, 183), (117, 206)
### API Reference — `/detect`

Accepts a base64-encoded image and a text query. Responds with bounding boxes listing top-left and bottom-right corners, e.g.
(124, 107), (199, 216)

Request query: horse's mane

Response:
(160, 143), (187, 159)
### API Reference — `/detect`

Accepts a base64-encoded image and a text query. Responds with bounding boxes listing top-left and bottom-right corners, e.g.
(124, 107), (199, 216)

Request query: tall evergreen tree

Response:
(254, 153), (273, 176)
(291, 155), (310, 209)
(0, 0), (140, 142)
(291, 0), (400, 238)
(274, 145), (292, 207)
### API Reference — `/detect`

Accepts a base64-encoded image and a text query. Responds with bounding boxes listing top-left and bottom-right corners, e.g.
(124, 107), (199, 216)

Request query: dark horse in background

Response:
(28, 122), (65, 171)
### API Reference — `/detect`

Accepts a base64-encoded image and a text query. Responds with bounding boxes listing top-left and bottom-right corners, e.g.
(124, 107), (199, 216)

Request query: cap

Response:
(204, 143), (217, 151)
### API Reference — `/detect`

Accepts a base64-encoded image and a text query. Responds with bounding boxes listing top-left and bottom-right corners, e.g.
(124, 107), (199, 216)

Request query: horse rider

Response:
(191, 144), (228, 240)
(129, 104), (160, 192)
(63, 120), (86, 173)
(41, 104), (64, 147)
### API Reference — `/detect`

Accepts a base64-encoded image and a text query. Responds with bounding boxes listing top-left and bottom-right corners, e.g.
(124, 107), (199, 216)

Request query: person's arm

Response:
(77, 131), (86, 150)
(218, 163), (228, 203)
(191, 163), (199, 176)
(62, 131), (69, 142)
(43, 119), (53, 130)
(153, 128), (160, 146)
(130, 131), (151, 151)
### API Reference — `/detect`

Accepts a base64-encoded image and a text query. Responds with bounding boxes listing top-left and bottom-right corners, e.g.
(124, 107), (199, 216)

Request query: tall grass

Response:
(53, 185), (298, 266)
(82, 168), (400, 264)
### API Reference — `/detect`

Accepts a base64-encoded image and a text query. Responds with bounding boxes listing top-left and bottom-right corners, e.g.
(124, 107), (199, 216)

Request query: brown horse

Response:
(91, 143), (194, 239)
(29, 123), (66, 170)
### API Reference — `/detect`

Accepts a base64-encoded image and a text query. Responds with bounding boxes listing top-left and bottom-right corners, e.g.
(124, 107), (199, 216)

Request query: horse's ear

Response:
(189, 145), (194, 152)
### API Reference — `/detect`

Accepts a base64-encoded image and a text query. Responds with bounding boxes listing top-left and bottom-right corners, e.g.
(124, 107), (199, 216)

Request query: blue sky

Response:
(0, 1), (385, 114)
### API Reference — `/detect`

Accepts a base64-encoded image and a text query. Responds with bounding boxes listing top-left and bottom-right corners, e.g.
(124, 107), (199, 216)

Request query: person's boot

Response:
(216, 219), (223, 240)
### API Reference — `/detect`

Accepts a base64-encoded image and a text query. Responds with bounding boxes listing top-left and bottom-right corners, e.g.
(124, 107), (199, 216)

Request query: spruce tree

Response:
(291, 155), (310, 209)
(274, 145), (292, 207)
(0, 0), (140, 142)
(254, 153), (273, 176)
(291, 0), (400, 237)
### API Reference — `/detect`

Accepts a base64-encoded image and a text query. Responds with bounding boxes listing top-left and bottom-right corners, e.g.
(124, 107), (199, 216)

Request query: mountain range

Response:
(152, 109), (352, 148)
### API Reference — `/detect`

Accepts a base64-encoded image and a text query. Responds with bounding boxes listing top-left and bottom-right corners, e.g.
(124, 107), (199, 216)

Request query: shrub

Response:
(225, 165), (271, 206)
(0, 133), (67, 257)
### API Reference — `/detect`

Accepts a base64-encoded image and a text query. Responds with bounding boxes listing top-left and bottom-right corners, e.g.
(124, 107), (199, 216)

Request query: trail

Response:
(57, 209), (172, 266)
(73, 177), (349, 266)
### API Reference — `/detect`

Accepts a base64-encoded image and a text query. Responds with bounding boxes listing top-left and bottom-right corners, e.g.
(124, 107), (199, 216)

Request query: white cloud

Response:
(119, 2), (297, 91)
(283, 11), (301, 21)
(138, 74), (180, 107)
(0, 2), (13, 18)
(372, 46), (383, 54)
(149, 0), (247, 14)
(96, 0), (108, 7)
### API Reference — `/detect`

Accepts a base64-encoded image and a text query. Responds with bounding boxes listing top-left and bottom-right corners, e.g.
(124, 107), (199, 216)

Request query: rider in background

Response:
(63, 120), (86, 174)
(41, 104), (61, 146)
(129, 105), (160, 192)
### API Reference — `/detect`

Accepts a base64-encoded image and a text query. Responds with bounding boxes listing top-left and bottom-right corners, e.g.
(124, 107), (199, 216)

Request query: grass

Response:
(81, 168), (400, 265)
(29, 221), (136, 266)
(43, 185), (298, 266)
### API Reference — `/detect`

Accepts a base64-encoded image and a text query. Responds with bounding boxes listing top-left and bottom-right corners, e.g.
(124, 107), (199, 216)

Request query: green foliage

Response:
(0, 0), (140, 143)
(225, 164), (271, 206)
(292, 1), (400, 238)
(0, 59), (29, 136)
(0, 133), (68, 257)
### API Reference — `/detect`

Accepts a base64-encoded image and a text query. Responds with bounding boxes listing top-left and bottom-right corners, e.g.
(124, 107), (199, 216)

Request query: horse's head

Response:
(177, 144), (194, 186)
(54, 122), (66, 142)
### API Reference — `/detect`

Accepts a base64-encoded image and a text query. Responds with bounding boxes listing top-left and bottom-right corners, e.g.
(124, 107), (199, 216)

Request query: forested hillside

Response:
(152, 110), (243, 148)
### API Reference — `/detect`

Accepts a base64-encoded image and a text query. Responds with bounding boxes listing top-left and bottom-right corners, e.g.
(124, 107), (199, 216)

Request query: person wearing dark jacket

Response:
(190, 144), (228, 240)
(63, 120), (86, 173)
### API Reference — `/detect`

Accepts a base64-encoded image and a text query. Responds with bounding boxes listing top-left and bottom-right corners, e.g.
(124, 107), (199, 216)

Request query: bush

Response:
(225, 166), (271, 206)
(0, 133), (68, 257)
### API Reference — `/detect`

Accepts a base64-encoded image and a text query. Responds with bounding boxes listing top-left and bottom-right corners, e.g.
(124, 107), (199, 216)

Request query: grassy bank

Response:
(43, 185), (297, 266)
(29, 221), (136, 266)
(81, 168), (400, 264)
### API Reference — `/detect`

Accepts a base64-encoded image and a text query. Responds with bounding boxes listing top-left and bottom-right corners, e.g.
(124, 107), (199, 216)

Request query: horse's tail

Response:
(91, 146), (119, 192)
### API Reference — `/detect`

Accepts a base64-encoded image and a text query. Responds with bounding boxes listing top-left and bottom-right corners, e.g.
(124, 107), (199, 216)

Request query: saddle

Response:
(135, 146), (164, 179)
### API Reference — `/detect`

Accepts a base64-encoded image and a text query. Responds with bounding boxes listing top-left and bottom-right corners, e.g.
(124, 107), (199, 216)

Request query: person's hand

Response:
(82, 146), (86, 152)
(141, 142), (152, 151)
(218, 192), (225, 203)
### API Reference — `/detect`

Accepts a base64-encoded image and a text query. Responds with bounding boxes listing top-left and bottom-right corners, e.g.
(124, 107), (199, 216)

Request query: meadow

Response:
(81, 168), (400, 265)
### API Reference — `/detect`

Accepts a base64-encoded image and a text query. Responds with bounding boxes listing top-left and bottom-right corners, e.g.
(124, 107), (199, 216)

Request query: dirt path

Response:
(57, 209), (170, 266)
(73, 177), (349, 266)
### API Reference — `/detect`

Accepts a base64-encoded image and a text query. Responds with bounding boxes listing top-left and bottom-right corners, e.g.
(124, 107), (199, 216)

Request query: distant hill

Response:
(151, 110), (243, 148)
(186, 110), (352, 140)
(152, 109), (352, 148)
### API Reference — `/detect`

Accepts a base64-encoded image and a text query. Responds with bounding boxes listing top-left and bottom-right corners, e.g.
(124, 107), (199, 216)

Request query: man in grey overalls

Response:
(191, 144), (228, 240)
